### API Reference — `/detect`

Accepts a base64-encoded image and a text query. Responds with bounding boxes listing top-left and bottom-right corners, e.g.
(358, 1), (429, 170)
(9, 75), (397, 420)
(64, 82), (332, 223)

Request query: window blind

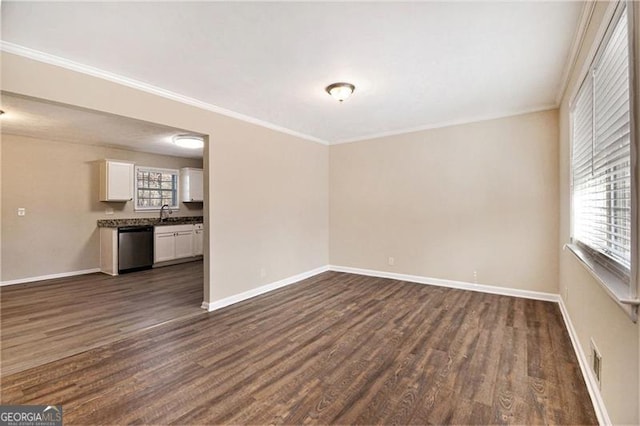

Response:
(571, 4), (631, 274)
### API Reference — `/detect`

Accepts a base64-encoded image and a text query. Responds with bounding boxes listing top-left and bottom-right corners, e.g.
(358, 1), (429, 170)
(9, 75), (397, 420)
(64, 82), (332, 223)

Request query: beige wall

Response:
(4, 10), (638, 420)
(1, 134), (203, 281)
(1, 52), (330, 302)
(330, 109), (559, 293)
(210, 120), (329, 296)
(558, 2), (639, 424)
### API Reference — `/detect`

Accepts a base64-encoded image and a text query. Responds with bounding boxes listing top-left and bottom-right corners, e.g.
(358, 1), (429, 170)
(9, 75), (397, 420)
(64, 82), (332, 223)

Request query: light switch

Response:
(17, 208), (26, 216)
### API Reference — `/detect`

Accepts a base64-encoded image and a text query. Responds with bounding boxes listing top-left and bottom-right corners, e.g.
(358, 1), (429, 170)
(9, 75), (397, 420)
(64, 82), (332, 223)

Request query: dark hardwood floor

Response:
(1, 270), (596, 424)
(1, 261), (204, 375)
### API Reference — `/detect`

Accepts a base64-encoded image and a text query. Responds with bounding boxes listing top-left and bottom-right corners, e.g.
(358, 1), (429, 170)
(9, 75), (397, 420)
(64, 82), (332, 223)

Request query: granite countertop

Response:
(97, 216), (204, 228)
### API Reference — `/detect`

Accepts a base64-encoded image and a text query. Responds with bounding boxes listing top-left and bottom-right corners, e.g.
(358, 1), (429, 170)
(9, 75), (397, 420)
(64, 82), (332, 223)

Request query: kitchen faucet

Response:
(160, 204), (172, 222)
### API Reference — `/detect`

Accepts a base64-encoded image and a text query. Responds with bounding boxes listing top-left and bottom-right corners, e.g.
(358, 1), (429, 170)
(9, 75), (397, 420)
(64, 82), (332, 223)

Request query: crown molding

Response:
(1, 41), (567, 148)
(330, 104), (558, 145)
(0, 41), (329, 146)
(555, 1), (596, 106)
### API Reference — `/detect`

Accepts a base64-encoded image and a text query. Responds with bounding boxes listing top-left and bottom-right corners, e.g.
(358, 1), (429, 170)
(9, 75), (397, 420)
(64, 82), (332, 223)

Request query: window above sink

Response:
(134, 166), (180, 211)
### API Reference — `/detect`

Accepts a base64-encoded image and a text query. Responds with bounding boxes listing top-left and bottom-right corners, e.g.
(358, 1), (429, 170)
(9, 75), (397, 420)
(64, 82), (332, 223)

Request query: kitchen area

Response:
(96, 160), (205, 276)
(1, 92), (209, 374)
(1, 93), (208, 284)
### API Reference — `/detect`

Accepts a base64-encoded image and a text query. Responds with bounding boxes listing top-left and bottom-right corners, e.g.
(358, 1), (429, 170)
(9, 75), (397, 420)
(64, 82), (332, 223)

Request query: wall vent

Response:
(590, 338), (602, 387)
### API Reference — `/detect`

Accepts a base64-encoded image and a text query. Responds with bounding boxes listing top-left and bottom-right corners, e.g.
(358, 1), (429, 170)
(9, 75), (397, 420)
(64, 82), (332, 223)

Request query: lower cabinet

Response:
(175, 230), (194, 259)
(154, 231), (178, 263)
(154, 223), (203, 264)
(99, 228), (119, 276)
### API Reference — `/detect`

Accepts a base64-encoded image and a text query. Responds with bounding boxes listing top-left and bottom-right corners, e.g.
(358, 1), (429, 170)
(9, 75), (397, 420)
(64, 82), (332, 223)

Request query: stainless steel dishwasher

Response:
(118, 226), (154, 273)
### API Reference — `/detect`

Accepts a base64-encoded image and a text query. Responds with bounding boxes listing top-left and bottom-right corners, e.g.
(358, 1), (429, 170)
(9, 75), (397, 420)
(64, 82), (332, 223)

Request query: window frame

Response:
(134, 166), (180, 211)
(568, 0), (638, 320)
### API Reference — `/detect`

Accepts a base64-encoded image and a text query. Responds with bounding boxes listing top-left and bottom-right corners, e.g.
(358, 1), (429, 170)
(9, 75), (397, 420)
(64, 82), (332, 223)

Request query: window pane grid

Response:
(135, 168), (179, 209)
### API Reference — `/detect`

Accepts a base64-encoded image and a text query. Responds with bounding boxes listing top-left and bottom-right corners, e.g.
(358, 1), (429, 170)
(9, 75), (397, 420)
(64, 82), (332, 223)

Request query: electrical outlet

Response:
(473, 270), (478, 283)
(564, 286), (569, 302)
(260, 268), (267, 278)
(105, 208), (114, 215)
(388, 257), (395, 266)
(17, 208), (26, 217)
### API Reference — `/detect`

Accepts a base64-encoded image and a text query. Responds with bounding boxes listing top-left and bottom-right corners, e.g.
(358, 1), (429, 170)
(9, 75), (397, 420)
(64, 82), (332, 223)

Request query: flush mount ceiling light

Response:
(325, 82), (355, 102)
(173, 135), (204, 149)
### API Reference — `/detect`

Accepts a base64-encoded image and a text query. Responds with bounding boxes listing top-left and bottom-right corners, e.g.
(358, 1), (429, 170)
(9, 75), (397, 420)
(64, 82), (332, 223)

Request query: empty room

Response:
(1, 1), (639, 425)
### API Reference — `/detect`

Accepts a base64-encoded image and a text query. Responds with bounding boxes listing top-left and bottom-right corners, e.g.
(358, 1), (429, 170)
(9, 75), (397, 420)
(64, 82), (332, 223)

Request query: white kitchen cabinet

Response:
(193, 223), (204, 256)
(175, 230), (194, 258)
(99, 228), (119, 275)
(154, 231), (177, 263)
(180, 168), (203, 202)
(100, 160), (134, 201)
(154, 224), (195, 263)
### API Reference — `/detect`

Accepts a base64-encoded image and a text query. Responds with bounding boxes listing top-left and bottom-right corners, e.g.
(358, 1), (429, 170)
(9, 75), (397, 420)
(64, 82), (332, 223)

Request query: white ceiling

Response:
(1, 1), (583, 144)
(0, 93), (205, 158)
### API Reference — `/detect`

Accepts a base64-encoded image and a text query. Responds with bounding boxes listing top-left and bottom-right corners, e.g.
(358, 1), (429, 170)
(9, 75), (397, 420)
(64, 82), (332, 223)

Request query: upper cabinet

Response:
(180, 167), (203, 202)
(99, 160), (134, 202)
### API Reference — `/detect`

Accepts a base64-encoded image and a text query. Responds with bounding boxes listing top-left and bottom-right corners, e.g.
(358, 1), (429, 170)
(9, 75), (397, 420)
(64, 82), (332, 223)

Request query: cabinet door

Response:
(107, 161), (133, 201)
(190, 169), (204, 202)
(181, 168), (204, 202)
(174, 231), (194, 259)
(193, 229), (204, 256)
(154, 232), (175, 263)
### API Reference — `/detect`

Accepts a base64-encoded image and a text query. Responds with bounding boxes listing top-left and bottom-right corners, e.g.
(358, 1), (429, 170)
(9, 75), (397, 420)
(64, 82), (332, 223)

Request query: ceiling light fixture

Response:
(325, 82), (355, 102)
(173, 135), (204, 149)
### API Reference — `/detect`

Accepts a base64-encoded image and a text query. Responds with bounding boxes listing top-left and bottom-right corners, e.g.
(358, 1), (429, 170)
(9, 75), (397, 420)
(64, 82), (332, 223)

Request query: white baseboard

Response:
(0, 268), (101, 286)
(557, 297), (611, 425)
(328, 265), (559, 302)
(201, 265), (330, 312)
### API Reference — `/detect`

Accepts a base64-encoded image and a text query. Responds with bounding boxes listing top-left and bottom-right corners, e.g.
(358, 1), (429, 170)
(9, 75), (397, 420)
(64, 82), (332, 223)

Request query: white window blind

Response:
(571, 3), (631, 276)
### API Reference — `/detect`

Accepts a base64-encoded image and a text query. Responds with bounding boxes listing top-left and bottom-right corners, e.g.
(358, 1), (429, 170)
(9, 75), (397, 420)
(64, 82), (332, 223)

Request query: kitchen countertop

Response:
(97, 216), (204, 228)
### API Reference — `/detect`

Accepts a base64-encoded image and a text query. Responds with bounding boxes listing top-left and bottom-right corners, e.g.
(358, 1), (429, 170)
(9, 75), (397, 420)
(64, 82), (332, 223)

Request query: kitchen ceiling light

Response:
(325, 82), (355, 102)
(173, 135), (204, 149)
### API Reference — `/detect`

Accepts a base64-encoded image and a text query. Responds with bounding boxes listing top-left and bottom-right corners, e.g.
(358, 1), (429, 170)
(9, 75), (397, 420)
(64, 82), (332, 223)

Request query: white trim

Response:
(0, 268), (101, 286)
(556, 1), (596, 106)
(2, 41), (560, 148)
(0, 41), (329, 146)
(201, 265), (330, 312)
(557, 297), (612, 426)
(328, 265), (559, 302)
(330, 105), (558, 145)
(564, 244), (638, 321)
(567, 1), (620, 108)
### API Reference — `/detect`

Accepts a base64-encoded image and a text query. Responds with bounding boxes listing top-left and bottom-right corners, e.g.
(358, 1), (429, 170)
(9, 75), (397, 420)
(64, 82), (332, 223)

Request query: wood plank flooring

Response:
(1, 261), (204, 375)
(1, 271), (596, 424)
